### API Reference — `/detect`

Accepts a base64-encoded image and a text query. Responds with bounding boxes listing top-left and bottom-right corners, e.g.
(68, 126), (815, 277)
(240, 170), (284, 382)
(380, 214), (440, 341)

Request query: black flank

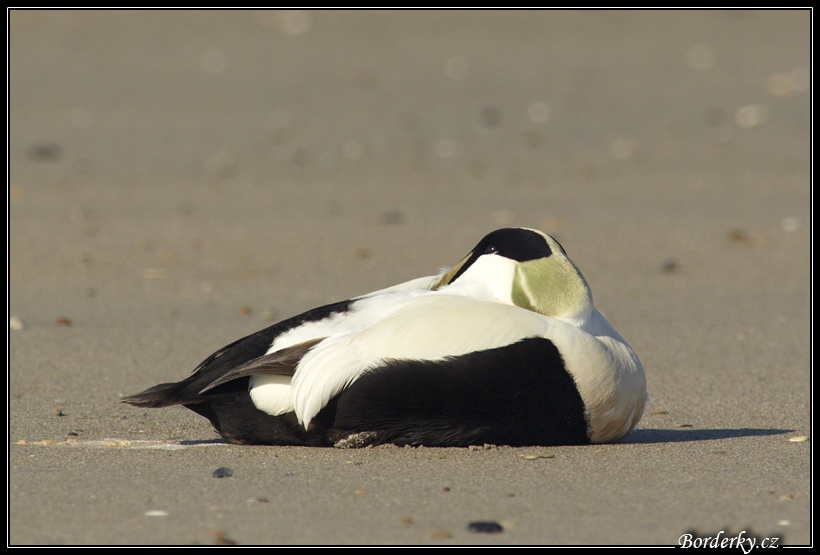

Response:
(327, 337), (591, 447)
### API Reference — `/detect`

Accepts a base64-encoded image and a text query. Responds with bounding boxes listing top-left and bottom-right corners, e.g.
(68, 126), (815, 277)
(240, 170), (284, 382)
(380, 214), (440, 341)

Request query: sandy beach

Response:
(9, 10), (811, 545)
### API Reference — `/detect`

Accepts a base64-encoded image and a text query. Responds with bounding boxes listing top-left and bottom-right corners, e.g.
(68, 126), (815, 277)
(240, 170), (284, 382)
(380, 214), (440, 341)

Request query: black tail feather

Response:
(121, 381), (195, 408)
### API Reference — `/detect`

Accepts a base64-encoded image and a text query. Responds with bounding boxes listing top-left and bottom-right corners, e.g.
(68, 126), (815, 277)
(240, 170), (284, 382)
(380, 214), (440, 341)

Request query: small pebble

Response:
(467, 521), (504, 534)
(735, 104), (768, 128)
(144, 510), (169, 517)
(789, 435), (809, 442)
(211, 529), (238, 545)
(478, 106), (503, 128)
(781, 216), (799, 233)
(380, 210), (405, 225)
(728, 228), (769, 247)
(55, 316), (72, 326)
(660, 259), (680, 273)
(430, 529), (453, 539)
(212, 467), (234, 478)
(9, 316), (26, 331)
(522, 453), (555, 460)
(27, 142), (61, 162)
(261, 307), (279, 321)
(527, 101), (551, 124)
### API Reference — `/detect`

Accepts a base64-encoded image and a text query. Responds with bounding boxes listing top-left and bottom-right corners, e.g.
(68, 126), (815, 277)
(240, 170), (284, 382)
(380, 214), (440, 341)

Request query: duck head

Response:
(435, 228), (593, 322)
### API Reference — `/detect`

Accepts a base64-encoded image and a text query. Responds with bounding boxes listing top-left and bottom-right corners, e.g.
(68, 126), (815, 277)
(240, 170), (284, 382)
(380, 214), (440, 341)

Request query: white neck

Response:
(441, 255), (517, 305)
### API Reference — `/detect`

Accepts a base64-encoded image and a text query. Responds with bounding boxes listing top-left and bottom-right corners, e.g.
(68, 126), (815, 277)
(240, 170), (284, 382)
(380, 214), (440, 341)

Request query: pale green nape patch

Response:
(511, 255), (593, 318)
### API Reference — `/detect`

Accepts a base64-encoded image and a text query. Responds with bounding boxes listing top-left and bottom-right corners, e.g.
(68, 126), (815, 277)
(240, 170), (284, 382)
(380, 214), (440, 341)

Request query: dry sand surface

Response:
(9, 10), (811, 545)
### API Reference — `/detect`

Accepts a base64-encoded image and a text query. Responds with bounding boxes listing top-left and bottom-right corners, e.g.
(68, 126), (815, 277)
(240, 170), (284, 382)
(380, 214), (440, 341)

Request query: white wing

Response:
(357, 270), (449, 297)
(247, 283), (444, 417)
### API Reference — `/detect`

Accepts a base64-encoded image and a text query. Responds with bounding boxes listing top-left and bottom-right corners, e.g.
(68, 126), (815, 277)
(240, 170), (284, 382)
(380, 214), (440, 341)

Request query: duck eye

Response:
(484, 245), (498, 255)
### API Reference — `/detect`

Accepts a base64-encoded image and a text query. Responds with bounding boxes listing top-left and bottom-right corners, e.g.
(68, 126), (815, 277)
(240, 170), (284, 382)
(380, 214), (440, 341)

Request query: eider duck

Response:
(123, 228), (646, 448)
